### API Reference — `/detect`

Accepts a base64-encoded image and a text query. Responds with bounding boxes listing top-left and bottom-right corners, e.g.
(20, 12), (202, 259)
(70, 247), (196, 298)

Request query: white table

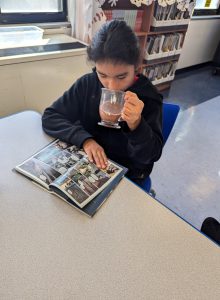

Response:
(1, 111), (220, 300)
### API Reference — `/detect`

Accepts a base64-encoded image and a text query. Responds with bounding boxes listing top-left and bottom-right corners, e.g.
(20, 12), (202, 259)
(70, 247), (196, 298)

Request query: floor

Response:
(150, 65), (220, 230)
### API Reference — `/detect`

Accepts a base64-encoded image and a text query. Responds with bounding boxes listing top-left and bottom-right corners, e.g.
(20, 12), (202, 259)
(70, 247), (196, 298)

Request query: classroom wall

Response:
(0, 53), (91, 117)
(177, 18), (220, 69)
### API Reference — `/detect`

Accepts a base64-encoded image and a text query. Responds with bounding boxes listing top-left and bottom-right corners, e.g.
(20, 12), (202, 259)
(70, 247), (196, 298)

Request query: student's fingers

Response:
(124, 91), (144, 109)
(83, 139), (99, 163)
(124, 91), (136, 100)
(122, 111), (141, 131)
(91, 150), (101, 168)
(124, 97), (144, 110)
(123, 100), (143, 120)
(124, 92), (140, 106)
(124, 97), (137, 107)
(99, 150), (108, 168)
(122, 106), (139, 122)
(86, 149), (94, 163)
(98, 150), (108, 169)
(121, 111), (132, 123)
(92, 149), (108, 169)
(83, 138), (108, 169)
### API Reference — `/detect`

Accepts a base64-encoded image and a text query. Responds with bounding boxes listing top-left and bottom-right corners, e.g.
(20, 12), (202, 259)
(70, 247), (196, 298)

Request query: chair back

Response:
(162, 103), (180, 145)
(138, 102), (180, 193)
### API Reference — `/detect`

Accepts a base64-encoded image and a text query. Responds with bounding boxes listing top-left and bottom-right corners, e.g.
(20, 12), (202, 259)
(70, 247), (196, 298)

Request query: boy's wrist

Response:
(82, 138), (94, 150)
(127, 117), (141, 131)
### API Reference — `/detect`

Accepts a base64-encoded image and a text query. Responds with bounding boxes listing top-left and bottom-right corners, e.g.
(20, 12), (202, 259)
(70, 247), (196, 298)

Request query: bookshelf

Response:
(101, 0), (194, 91)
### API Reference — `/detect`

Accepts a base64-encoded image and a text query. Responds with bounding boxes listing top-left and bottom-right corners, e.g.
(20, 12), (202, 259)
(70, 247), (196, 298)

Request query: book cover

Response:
(15, 140), (128, 217)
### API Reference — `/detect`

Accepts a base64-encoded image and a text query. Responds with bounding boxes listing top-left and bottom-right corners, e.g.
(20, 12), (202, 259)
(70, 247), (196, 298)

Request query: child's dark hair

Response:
(87, 20), (141, 66)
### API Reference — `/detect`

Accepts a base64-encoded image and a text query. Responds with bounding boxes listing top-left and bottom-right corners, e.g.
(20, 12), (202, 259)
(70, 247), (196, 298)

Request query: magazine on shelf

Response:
(15, 139), (128, 217)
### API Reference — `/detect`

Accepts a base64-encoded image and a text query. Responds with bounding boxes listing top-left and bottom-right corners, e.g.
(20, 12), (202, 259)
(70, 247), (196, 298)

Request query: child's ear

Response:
(135, 66), (141, 74)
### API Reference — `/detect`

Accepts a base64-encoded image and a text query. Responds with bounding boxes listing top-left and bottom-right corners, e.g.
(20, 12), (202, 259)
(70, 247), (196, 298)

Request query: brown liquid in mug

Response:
(99, 101), (122, 123)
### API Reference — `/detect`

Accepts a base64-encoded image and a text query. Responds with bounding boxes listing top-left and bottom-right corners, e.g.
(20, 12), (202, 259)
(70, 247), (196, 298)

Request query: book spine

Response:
(124, 10), (130, 27)
(130, 11), (136, 30)
(134, 10), (143, 32)
(103, 10), (112, 21)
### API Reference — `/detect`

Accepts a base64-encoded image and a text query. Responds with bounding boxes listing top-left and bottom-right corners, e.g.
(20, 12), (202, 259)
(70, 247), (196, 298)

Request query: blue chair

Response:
(140, 102), (180, 193)
(162, 102), (180, 145)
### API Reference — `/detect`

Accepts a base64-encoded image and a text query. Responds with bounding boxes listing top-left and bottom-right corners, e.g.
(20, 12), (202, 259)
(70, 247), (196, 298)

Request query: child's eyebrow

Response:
(96, 70), (106, 76)
(96, 70), (128, 77)
(115, 72), (128, 77)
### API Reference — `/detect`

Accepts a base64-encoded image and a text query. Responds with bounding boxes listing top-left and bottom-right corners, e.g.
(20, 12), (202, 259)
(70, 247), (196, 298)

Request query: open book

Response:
(15, 140), (128, 217)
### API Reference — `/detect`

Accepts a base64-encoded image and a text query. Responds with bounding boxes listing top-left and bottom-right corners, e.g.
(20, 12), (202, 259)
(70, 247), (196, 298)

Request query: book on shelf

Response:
(134, 10), (143, 32)
(103, 9), (143, 32)
(143, 60), (178, 84)
(145, 33), (184, 58)
(146, 36), (155, 54)
(152, 1), (191, 28)
(14, 139), (128, 217)
(167, 4), (174, 20)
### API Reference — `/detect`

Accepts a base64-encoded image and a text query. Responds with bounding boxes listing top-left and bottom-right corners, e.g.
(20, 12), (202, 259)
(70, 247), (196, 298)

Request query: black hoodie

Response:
(42, 70), (163, 179)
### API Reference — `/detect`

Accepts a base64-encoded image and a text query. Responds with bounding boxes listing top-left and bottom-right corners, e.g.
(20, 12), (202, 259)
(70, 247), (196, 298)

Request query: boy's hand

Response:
(121, 91), (144, 131)
(83, 139), (108, 169)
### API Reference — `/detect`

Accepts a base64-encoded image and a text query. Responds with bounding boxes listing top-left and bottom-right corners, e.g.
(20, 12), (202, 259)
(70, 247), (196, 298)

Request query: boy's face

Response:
(96, 60), (136, 91)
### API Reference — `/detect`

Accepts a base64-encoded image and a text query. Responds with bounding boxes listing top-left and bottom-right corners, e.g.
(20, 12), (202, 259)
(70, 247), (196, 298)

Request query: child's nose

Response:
(107, 79), (119, 91)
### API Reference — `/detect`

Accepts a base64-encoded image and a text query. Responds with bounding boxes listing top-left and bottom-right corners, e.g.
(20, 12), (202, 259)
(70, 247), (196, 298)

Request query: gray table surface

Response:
(1, 111), (220, 300)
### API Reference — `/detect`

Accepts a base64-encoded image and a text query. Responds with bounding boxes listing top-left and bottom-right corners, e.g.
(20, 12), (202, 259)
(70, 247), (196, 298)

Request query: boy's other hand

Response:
(83, 139), (108, 169)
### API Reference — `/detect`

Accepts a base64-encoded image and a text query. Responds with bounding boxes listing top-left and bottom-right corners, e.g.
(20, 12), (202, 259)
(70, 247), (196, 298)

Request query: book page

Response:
(50, 156), (122, 209)
(15, 140), (85, 189)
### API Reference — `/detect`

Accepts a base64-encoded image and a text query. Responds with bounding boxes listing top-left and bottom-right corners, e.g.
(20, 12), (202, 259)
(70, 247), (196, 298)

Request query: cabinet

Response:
(101, 0), (194, 91)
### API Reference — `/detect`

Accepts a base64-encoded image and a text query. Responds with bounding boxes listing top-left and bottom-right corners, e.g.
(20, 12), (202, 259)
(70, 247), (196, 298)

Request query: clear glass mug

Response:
(98, 88), (125, 129)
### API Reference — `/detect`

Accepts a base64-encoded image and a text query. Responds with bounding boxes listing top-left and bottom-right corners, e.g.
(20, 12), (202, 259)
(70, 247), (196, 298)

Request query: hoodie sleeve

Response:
(42, 77), (93, 148)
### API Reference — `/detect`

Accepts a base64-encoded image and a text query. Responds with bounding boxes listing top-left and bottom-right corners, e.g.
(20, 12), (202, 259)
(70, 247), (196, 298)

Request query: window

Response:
(193, 0), (220, 16)
(0, 0), (67, 24)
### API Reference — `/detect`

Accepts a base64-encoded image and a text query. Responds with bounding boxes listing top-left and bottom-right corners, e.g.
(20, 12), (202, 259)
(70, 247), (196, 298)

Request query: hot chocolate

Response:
(98, 88), (125, 129)
(99, 101), (122, 124)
